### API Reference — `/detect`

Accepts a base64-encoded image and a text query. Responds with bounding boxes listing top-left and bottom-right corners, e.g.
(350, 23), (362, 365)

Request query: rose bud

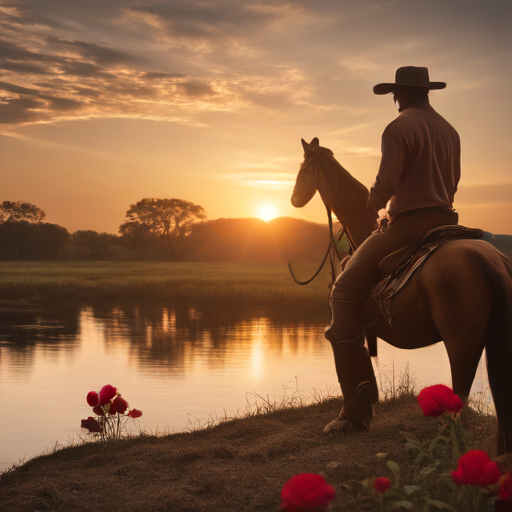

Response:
(417, 384), (463, 417)
(113, 397), (129, 414)
(99, 384), (117, 405)
(281, 473), (335, 511)
(92, 405), (105, 416)
(128, 409), (142, 418)
(374, 477), (391, 493)
(86, 391), (99, 407)
(451, 450), (501, 487)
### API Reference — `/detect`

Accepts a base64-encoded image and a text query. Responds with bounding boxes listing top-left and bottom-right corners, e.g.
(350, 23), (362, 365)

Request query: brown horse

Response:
(291, 137), (512, 455)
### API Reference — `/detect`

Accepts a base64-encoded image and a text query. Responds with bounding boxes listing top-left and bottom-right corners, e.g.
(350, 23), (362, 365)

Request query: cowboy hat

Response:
(373, 66), (446, 95)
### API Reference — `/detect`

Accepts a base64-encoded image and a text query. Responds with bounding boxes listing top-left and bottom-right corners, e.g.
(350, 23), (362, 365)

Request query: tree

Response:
(0, 221), (69, 260)
(0, 201), (46, 223)
(119, 198), (206, 261)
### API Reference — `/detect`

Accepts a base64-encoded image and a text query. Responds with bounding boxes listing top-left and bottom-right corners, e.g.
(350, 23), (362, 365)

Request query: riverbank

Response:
(0, 262), (331, 309)
(0, 393), (498, 511)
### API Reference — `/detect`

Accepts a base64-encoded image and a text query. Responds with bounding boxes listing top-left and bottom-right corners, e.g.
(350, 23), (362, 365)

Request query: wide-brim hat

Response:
(373, 66), (446, 95)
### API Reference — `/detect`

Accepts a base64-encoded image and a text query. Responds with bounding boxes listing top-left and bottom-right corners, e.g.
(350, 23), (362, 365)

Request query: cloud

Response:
(123, 2), (281, 43)
(341, 145), (381, 157)
(177, 80), (216, 97)
(0, 3), (60, 28)
(44, 36), (140, 66)
(219, 171), (297, 190)
(1, 0), (510, 130)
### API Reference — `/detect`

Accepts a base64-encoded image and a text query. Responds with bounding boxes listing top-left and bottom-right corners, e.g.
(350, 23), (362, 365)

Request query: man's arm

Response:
(366, 125), (406, 211)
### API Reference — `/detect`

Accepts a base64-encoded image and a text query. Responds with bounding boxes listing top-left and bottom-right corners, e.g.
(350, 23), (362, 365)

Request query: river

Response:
(0, 302), (490, 471)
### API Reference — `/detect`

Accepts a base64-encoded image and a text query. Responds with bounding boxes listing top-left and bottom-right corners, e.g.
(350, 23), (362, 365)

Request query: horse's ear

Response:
(310, 137), (319, 148)
(301, 138), (309, 152)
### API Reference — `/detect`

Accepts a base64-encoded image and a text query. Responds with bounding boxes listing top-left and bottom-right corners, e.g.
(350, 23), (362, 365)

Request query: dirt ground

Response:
(0, 395), (497, 512)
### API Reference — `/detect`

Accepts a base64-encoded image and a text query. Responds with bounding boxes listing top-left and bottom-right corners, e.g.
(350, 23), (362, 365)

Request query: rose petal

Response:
(99, 384), (117, 405)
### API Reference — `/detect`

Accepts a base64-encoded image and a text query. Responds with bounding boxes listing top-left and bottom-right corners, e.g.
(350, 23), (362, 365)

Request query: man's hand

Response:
(377, 209), (389, 231)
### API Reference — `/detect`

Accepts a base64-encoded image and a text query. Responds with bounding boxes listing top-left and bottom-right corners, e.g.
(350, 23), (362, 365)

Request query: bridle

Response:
(287, 203), (357, 287)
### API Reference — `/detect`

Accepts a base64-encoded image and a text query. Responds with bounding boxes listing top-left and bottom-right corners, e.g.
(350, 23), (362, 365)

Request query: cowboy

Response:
(323, 66), (461, 432)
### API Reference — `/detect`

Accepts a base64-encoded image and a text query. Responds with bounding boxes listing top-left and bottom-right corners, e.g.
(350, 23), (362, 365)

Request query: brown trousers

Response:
(325, 209), (459, 344)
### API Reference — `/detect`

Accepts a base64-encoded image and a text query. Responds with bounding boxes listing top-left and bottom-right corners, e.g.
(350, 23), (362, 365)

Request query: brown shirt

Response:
(367, 103), (460, 217)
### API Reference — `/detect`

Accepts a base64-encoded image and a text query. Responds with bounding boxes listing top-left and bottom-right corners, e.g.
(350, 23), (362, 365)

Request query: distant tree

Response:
(119, 198), (206, 261)
(0, 201), (46, 223)
(0, 221), (69, 260)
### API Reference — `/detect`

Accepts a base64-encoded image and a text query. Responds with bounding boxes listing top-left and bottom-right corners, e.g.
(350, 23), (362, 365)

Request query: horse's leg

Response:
(365, 328), (378, 357)
(419, 251), (491, 406)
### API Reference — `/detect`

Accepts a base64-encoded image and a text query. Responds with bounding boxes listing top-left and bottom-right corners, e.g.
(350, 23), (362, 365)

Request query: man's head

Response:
(392, 85), (429, 111)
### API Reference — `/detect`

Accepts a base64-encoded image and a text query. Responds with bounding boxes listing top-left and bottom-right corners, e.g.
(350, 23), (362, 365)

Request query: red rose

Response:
(374, 477), (390, 493)
(451, 450), (501, 487)
(86, 391), (99, 407)
(281, 473), (335, 511)
(500, 473), (512, 501)
(92, 405), (105, 416)
(417, 384), (463, 417)
(81, 416), (103, 433)
(113, 397), (129, 414)
(128, 409), (142, 418)
(99, 384), (117, 405)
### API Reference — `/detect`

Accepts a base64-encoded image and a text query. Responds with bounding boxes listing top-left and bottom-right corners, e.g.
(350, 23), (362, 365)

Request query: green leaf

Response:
(425, 498), (455, 510)
(403, 485), (421, 496)
(405, 442), (421, 453)
(376, 452), (388, 459)
(387, 460), (400, 476)
(428, 436), (449, 453)
(419, 462), (440, 478)
(392, 500), (414, 510)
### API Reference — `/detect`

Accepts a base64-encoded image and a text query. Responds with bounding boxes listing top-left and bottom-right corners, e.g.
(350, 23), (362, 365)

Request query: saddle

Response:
(372, 225), (484, 326)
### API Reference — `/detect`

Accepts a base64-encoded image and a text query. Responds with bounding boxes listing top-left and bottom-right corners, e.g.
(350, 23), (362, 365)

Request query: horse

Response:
(291, 137), (512, 455)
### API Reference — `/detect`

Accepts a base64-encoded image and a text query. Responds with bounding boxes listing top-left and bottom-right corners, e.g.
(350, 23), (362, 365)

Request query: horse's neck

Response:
(315, 154), (377, 248)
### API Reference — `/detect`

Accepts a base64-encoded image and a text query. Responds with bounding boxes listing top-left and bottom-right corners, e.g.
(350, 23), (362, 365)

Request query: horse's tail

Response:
(484, 244), (512, 454)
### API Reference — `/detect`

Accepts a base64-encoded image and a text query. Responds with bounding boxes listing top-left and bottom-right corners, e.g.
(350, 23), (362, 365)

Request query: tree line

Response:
(0, 199), (335, 263)
(0, 199), (206, 261)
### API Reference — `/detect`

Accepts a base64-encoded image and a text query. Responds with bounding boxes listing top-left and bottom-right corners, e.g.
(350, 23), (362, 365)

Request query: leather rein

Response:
(287, 204), (356, 287)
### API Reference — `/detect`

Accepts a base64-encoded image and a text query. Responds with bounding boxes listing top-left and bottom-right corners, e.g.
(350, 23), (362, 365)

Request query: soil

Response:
(0, 395), (497, 512)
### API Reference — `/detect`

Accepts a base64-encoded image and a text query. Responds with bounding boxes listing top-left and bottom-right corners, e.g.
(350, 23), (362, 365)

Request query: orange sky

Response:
(1, 0), (511, 234)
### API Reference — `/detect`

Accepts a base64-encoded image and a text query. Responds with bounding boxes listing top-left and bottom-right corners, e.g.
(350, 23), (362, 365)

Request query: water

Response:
(0, 302), (490, 471)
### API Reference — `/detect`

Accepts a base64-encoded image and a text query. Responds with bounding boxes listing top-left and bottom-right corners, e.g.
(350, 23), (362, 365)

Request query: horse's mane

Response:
(314, 146), (370, 220)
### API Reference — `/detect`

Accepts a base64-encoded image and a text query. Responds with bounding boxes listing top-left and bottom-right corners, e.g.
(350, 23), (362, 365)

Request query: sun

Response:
(257, 203), (280, 222)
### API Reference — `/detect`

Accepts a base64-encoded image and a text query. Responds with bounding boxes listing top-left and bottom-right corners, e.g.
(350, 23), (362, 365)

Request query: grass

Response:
(0, 261), (332, 306)
(0, 369), (501, 511)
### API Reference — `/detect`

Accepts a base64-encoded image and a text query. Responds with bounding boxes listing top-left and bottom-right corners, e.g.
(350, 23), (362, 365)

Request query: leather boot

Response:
(324, 341), (379, 433)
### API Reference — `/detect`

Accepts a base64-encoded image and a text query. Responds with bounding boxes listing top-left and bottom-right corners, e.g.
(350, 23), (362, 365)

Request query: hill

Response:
(182, 216), (345, 263)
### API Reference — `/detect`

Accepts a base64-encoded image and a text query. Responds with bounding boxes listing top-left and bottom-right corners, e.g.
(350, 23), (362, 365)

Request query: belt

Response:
(390, 206), (456, 224)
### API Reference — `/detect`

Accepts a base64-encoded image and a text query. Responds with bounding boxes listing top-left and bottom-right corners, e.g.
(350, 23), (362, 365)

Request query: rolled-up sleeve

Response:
(367, 125), (406, 211)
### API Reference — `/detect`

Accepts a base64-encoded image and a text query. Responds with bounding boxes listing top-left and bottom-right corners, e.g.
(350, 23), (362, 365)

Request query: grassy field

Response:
(0, 261), (332, 306)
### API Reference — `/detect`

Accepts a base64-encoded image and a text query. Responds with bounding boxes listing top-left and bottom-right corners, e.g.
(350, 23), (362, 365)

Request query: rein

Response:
(288, 204), (355, 286)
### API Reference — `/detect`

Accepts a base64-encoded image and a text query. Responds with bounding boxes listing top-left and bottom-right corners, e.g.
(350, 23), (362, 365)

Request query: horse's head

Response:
(291, 137), (325, 208)
(291, 137), (372, 224)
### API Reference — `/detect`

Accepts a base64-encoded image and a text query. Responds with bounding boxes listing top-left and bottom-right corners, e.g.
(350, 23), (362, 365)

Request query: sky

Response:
(1, 0), (511, 234)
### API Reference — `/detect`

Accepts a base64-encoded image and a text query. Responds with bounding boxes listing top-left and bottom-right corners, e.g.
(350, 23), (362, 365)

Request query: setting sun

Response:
(257, 204), (280, 222)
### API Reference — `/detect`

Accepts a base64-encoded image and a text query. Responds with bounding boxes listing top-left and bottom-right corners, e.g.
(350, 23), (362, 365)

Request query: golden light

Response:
(257, 203), (280, 222)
